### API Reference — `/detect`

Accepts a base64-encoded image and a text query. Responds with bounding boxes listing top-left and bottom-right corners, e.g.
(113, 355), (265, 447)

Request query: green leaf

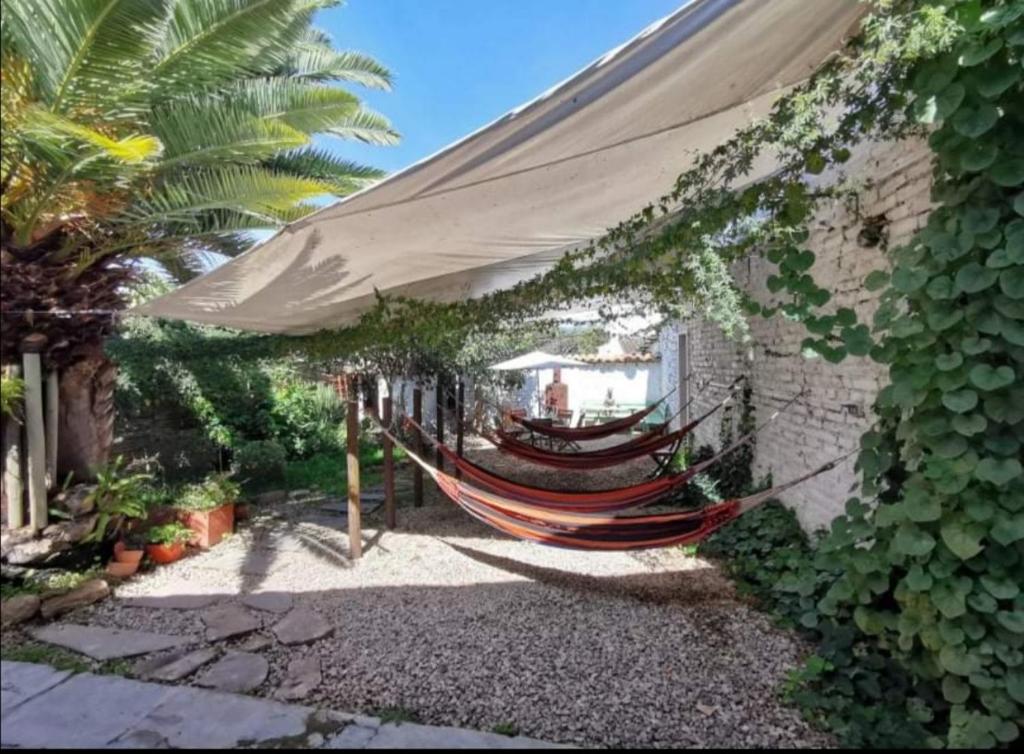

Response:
(968, 364), (1016, 391)
(904, 488), (942, 522)
(935, 352), (963, 371)
(959, 37), (1003, 66)
(942, 389), (979, 413)
(1008, 671), (1024, 705)
(976, 457), (1023, 486)
(916, 83), (966, 123)
(961, 336), (991, 355)
(1000, 268), (1024, 299)
(893, 523), (936, 557)
(991, 513), (1024, 545)
(864, 270), (890, 291)
(980, 574), (1020, 600)
(892, 266), (930, 292)
(951, 412), (987, 436)
(952, 103), (1000, 138)
(990, 159), (1024, 187)
(997, 611), (1024, 634)
(943, 675), (971, 704)
(941, 518), (985, 560)
(976, 64), (1022, 97)
(955, 262), (1000, 294)
(960, 140), (999, 172)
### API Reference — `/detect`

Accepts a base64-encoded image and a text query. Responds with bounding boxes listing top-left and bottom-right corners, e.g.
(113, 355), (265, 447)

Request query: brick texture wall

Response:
(658, 138), (935, 532)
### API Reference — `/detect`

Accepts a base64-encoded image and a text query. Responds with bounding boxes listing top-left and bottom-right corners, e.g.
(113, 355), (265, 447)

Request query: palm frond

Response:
(264, 147), (385, 195)
(230, 78), (364, 134)
(324, 108), (399, 145)
(153, 0), (310, 91)
(151, 98), (308, 168)
(3, 0), (168, 113)
(282, 44), (393, 90)
(27, 108), (162, 163)
(124, 165), (333, 227)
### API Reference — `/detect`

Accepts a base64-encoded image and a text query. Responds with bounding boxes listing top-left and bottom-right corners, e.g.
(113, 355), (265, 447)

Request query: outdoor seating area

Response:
(2, 0), (1022, 750)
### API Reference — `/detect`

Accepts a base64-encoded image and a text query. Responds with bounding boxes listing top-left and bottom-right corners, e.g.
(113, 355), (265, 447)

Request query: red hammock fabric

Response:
(512, 402), (662, 441)
(486, 426), (685, 469)
(434, 442), (698, 512)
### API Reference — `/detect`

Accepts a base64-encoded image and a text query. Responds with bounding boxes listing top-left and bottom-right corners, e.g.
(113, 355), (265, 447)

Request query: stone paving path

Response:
(0, 661), (561, 749)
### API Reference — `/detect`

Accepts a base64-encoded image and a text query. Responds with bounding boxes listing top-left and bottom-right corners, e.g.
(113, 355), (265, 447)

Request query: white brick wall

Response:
(659, 138), (935, 532)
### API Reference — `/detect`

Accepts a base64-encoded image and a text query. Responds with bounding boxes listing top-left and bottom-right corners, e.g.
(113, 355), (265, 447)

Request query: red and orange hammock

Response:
(483, 383), (768, 471)
(511, 398), (666, 441)
(405, 407), (764, 512)
(384, 423), (847, 550)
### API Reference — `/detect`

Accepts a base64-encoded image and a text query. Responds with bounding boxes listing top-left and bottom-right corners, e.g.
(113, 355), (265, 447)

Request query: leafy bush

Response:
(146, 522), (192, 545)
(702, 502), (939, 748)
(266, 370), (345, 457)
(83, 457), (152, 543)
(1, 374), (25, 418)
(233, 440), (287, 486)
(175, 473), (240, 512)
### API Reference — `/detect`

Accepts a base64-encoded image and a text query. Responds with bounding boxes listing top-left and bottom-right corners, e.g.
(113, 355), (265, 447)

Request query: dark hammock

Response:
(512, 401), (663, 441)
(388, 425), (847, 550)
(483, 394), (736, 470)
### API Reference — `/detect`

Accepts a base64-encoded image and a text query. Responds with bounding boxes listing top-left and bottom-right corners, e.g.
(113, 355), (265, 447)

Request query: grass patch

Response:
(2, 642), (91, 674)
(279, 446), (396, 496)
(375, 706), (420, 725)
(1, 568), (104, 600)
(492, 722), (519, 737)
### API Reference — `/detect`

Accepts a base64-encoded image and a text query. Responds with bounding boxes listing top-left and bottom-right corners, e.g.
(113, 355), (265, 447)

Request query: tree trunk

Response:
(57, 351), (117, 482)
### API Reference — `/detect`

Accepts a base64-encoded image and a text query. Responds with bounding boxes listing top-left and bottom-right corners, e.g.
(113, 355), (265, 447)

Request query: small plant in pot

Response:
(175, 473), (240, 549)
(109, 530), (146, 577)
(145, 523), (192, 565)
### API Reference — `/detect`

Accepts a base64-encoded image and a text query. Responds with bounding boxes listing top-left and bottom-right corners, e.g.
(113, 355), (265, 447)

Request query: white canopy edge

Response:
(135, 0), (864, 335)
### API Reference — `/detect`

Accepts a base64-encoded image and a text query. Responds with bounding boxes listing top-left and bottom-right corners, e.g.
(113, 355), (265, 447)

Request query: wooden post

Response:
(382, 391), (396, 529)
(435, 375), (445, 471)
(346, 374), (362, 560)
(412, 385), (423, 507)
(2, 365), (25, 529)
(456, 377), (465, 479)
(21, 337), (48, 532)
(45, 370), (59, 489)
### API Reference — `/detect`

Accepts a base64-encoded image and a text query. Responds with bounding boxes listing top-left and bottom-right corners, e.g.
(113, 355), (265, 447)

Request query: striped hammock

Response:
(388, 425), (846, 551)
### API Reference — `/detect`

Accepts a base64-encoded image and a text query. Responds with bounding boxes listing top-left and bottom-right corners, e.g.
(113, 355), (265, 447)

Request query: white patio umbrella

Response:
(489, 351), (585, 417)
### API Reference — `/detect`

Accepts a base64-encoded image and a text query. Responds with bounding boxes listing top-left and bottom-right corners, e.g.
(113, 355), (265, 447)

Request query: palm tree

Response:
(0, 0), (397, 477)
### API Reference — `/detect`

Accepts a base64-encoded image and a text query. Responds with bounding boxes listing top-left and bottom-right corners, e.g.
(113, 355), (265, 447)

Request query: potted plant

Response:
(175, 473), (239, 548)
(112, 530), (146, 570)
(145, 523), (192, 565)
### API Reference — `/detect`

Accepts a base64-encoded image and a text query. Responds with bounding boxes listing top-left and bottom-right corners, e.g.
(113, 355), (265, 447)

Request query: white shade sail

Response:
(135, 0), (864, 335)
(489, 351), (587, 371)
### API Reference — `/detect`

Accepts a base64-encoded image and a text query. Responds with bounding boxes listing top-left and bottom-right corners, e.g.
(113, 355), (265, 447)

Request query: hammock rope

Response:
(379, 420), (850, 551)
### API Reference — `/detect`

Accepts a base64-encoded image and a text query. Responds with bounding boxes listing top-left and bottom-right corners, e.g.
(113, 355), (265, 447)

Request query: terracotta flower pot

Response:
(180, 503), (235, 549)
(114, 543), (145, 565)
(106, 560), (139, 578)
(146, 541), (186, 565)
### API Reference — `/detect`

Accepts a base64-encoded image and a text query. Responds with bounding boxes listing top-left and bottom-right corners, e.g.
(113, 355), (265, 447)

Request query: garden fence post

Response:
(435, 375), (444, 471)
(2, 365), (25, 529)
(346, 373), (362, 560)
(21, 336), (48, 532)
(412, 385), (423, 507)
(45, 369), (59, 489)
(382, 389), (396, 529)
(456, 376), (465, 478)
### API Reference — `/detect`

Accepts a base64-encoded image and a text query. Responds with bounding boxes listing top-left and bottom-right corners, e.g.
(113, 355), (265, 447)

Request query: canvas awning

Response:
(136, 0), (864, 335)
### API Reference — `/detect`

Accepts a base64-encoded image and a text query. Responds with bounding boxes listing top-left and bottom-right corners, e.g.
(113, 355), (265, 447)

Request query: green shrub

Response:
(267, 372), (346, 457)
(702, 502), (938, 749)
(146, 522), (192, 545)
(233, 440), (287, 485)
(1, 375), (25, 418)
(175, 473), (240, 512)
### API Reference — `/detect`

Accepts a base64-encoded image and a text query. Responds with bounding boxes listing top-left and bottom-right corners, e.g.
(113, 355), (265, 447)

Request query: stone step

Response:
(29, 624), (188, 661)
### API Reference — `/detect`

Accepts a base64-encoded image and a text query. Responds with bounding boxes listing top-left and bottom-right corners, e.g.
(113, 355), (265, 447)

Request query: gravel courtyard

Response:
(10, 446), (832, 748)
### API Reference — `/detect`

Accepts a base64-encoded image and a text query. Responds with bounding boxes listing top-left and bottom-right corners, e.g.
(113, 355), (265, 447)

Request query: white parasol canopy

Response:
(489, 351), (586, 372)
(135, 0), (864, 334)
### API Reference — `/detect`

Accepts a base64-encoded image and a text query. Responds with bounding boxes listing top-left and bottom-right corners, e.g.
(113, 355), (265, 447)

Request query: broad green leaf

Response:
(990, 159), (1024, 187)
(952, 103), (1000, 138)
(996, 611), (1024, 634)
(968, 364), (1016, 391)
(935, 352), (963, 371)
(961, 336), (991, 354)
(991, 512), (1024, 545)
(940, 518), (985, 560)
(951, 412), (987, 435)
(942, 389), (979, 413)
(959, 37), (1003, 65)
(893, 523), (936, 557)
(955, 262), (1000, 294)
(864, 270), (890, 291)
(976, 457), (1023, 486)
(980, 574), (1020, 600)
(1000, 268), (1024, 299)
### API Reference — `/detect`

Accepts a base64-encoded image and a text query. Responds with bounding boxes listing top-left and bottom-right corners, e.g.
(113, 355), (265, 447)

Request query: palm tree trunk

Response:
(57, 349), (117, 482)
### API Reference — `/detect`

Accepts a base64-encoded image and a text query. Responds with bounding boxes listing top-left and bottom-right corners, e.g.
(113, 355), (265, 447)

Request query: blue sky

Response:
(315, 0), (685, 177)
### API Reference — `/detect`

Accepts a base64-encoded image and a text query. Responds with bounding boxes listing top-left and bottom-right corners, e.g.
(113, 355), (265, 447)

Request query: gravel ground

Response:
(12, 445), (832, 749)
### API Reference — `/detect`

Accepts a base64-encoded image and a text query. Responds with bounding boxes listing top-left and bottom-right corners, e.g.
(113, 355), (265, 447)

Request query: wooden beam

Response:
(21, 342), (48, 532)
(455, 377), (465, 479)
(346, 374), (362, 560)
(412, 385), (423, 507)
(2, 365), (24, 529)
(45, 369), (59, 489)
(435, 375), (445, 471)
(382, 391), (396, 529)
